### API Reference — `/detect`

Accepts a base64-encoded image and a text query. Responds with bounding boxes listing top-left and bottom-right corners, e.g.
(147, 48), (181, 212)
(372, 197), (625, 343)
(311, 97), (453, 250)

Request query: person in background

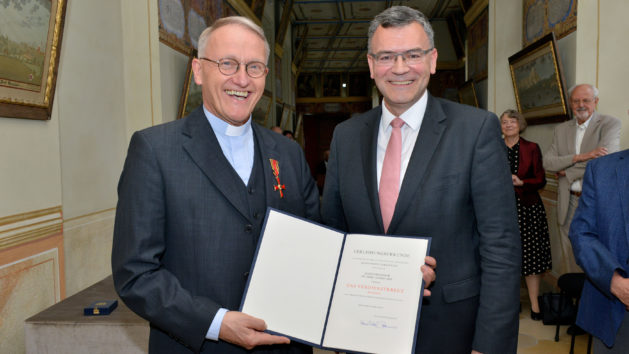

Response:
(543, 84), (621, 274)
(570, 149), (629, 353)
(500, 109), (552, 321)
(282, 130), (295, 140)
(315, 149), (330, 196)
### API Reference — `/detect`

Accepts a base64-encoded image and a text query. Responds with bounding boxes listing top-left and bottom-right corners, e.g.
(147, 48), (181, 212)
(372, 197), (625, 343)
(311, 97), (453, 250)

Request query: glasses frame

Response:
(199, 57), (268, 78)
(570, 98), (596, 105)
(368, 47), (434, 66)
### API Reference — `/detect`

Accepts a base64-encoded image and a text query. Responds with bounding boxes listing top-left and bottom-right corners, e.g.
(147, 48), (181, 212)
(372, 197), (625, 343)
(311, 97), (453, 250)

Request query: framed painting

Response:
(509, 33), (569, 124)
(159, 0), (223, 55)
(0, 0), (67, 120)
(348, 73), (370, 97)
(323, 73), (341, 97)
(458, 80), (478, 107)
(297, 74), (316, 97)
(466, 6), (488, 81)
(523, 0), (577, 47)
(279, 104), (292, 130)
(177, 52), (203, 119)
(252, 90), (272, 126)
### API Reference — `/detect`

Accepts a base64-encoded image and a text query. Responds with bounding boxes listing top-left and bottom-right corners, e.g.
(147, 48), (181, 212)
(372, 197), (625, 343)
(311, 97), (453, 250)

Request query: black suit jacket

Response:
(112, 107), (320, 353)
(322, 95), (521, 354)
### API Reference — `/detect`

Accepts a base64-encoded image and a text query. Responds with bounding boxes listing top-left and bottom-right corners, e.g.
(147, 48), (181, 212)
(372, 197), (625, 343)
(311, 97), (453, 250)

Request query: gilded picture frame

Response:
(509, 33), (569, 125)
(177, 51), (203, 119)
(252, 90), (272, 126)
(0, 0), (67, 120)
(458, 80), (479, 107)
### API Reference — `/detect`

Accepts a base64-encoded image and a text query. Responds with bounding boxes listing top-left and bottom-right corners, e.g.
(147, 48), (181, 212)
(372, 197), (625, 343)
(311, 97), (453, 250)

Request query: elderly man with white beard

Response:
(543, 83), (621, 275)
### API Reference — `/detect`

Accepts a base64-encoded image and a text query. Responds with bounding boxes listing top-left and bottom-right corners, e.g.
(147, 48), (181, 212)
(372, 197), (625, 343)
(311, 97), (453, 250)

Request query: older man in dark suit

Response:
(321, 6), (521, 354)
(570, 149), (629, 352)
(112, 17), (320, 353)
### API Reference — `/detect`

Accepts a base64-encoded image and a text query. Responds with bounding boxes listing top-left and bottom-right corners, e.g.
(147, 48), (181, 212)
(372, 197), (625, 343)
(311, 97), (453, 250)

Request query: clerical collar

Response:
(203, 106), (251, 137)
(380, 90), (428, 131)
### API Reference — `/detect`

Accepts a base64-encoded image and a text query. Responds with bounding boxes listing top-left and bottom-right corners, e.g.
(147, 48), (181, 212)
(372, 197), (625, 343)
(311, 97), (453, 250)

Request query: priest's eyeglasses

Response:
(369, 48), (434, 66)
(199, 57), (268, 78)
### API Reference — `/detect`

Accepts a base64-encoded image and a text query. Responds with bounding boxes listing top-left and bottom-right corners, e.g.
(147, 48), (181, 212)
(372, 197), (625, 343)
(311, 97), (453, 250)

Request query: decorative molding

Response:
(225, 0), (261, 26)
(63, 208), (115, 224)
(464, 0), (488, 27)
(275, 43), (284, 59)
(0, 207), (62, 250)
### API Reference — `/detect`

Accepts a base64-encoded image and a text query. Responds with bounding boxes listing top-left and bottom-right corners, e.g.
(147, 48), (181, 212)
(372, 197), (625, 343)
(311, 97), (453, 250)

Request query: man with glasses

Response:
(322, 6), (520, 353)
(112, 17), (320, 353)
(543, 84), (620, 274)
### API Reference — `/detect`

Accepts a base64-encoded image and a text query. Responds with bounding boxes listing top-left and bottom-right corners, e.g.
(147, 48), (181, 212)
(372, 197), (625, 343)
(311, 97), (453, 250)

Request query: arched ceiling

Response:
(290, 0), (466, 73)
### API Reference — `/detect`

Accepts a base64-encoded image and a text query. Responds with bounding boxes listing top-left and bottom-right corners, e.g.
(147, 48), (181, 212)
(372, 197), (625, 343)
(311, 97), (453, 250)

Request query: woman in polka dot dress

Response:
(500, 109), (552, 321)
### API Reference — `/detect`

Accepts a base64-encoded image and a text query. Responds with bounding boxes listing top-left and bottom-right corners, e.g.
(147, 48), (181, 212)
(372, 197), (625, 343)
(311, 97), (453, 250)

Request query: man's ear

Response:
(367, 54), (375, 79)
(191, 58), (203, 86)
(429, 48), (438, 75)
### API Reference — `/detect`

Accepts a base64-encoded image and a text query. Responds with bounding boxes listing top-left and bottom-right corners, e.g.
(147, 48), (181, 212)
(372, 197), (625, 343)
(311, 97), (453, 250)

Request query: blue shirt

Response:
(205, 106), (254, 185)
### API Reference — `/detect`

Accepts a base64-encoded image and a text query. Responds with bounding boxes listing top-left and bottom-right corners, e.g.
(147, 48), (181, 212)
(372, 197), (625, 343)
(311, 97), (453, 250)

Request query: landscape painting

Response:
(509, 33), (568, 124)
(0, 0), (66, 120)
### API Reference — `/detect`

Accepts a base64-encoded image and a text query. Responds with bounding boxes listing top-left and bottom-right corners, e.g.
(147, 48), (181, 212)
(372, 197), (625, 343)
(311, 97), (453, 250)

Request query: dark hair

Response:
(367, 6), (435, 53)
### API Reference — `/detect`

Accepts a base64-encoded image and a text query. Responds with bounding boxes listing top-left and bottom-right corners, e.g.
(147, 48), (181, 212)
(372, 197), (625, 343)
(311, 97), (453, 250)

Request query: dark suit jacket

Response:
(112, 107), (320, 353)
(321, 94), (521, 354)
(570, 149), (629, 347)
(513, 137), (546, 206)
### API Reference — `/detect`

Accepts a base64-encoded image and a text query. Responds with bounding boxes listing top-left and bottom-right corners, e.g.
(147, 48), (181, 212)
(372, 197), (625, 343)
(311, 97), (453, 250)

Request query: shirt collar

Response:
(380, 91), (428, 131)
(203, 106), (251, 137)
(575, 112), (594, 130)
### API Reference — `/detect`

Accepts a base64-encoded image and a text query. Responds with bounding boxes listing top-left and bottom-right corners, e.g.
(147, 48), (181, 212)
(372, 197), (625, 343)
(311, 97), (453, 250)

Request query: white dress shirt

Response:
(571, 115), (592, 192)
(376, 92), (428, 190)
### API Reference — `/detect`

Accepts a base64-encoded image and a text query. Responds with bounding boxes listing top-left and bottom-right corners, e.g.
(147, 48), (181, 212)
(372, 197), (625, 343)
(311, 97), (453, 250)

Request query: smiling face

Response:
(367, 22), (437, 117)
(570, 84), (598, 123)
(500, 115), (520, 139)
(192, 24), (267, 126)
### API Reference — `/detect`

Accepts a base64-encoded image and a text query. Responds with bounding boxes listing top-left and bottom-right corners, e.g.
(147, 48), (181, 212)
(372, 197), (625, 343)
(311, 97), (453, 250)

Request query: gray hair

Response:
(568, 84), (599, 99)
(367, 6), (435, 53)
(500, 109), (527, 132)
(197, 16), (270, 63)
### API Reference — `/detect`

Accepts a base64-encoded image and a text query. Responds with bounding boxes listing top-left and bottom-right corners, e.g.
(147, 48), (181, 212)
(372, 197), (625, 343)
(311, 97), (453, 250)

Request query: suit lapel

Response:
(360, 107), (385, 232)
(391, 94), (447, 233)
(617, 152), (629, 248)
(564, 121), (577, 154)
(252, 124), (283, 210)
(581, 112), (601, 150)
(181, 109), (252, 222)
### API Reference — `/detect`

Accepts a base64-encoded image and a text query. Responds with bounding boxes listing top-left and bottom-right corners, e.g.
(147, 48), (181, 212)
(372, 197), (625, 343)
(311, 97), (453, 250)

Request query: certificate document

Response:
(240, 208), (431, 354)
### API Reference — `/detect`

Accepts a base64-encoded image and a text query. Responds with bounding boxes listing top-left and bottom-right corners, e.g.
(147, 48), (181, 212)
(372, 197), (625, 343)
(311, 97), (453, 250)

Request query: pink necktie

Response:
(379, 117), (404, 233)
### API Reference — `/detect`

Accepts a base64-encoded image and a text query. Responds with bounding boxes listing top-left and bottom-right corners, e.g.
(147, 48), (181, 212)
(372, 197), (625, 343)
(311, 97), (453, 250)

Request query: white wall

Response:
(159, 43), (189, 123)
(57, 0), (128, 219)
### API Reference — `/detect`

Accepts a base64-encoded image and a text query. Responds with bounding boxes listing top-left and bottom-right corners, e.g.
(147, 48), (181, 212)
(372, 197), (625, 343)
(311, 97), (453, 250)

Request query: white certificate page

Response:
(241, 210), (344, 345)
(322, 234), (429, 354)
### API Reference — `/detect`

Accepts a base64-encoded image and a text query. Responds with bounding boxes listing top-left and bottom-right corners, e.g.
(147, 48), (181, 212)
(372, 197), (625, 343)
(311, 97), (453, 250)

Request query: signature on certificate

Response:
(359, 320), (397, 329)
